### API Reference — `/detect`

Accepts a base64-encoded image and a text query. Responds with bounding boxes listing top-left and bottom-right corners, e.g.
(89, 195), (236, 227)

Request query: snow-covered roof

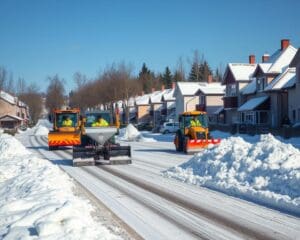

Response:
(266, 45), (297, 73)
(257, 63), (272, 73)
(167, 102), (175, 109)
(228, 63), (257, 81)
(265, 67), (296, 91)
(0, 114), (23, 121)
(214, 107), (224, 114)
(241, 79), (256, 95)
(176, 81), (224, 96)
(149, 90), (165, 104)
(197, 82), (225, 95)
(0, 91), (16, 105)
(18, 100), (28, 107)
(176, 82), (201, 95)
(161, 88), (175, 101)
(135, 93), (151, 105)
(238, 96), (269, 111)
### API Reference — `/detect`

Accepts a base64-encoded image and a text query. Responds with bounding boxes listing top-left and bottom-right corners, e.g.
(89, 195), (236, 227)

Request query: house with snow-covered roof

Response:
(0, 90), (29, 129)
(161, 84), (176, 122)
(134, 92), (151, 124)
(238, 39), (298, 129)
(174, 78), (225, 122)
(221, 60), (257, 125)
(148, 88), (167, 128)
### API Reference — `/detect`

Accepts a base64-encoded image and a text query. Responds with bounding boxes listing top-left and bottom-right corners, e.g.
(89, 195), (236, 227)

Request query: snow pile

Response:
(118, 124), (156, 142)
(34, 125), (49, 135)
(165, 134), (300, 215)
(0, 134), (121, 240)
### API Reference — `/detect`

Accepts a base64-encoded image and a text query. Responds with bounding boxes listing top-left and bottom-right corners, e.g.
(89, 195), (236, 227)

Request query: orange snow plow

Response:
(48, 108), (81, 150)
(174, 111), (221, 154)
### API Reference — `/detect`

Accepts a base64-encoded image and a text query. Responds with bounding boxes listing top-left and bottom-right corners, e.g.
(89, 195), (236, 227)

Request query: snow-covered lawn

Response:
(165, 134), (300, 216)
(0, 132), (121, 240)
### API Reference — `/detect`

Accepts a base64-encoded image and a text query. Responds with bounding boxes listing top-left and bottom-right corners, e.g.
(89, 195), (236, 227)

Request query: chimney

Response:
(161, 85), (165, 91)
(262, 53), (270, 63)
(281, 39), (290, 50)
(249, 55), (255, 64)
(207, 74), (213, 83)
(172, 82), (176, 89)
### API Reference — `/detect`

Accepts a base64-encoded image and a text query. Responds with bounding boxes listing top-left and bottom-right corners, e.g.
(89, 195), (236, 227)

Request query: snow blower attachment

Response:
(72, 111), (131, 167)
(174, 111), (221, 154)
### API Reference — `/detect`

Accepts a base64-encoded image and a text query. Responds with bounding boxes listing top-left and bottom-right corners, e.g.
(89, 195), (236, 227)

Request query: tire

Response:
(183, 137), (189, 154)
(175, 130), (183, 152)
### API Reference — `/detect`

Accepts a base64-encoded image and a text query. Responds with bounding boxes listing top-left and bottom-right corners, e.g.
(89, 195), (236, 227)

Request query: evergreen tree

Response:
(138, 63), (152, 93)
(199, 61), (212, 82)
(188, 63), (200, 81)
(162, 67), (172, 88)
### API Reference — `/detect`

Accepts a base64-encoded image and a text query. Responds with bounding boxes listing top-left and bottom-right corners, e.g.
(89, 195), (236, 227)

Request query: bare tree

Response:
(18, 83), (43, 124)
(16, 77), (27, 95)
(0, 66), (7, 91)
(45, 74), (65, 111)
(73, 72), (87, 89)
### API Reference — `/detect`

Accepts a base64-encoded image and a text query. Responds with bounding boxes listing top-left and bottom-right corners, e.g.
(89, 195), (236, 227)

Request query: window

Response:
(257, 77), (265, 91)
(56, 113), (78, 127)
(226, 84), (236, 96)
(199, 95), (205, 104)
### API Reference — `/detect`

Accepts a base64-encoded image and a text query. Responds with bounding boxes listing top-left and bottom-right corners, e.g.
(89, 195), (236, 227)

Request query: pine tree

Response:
(188, 63), (200, 81)
(162, 67), (173, 88)
(199, 61), (212, 82)
(138, 63), (152, 93)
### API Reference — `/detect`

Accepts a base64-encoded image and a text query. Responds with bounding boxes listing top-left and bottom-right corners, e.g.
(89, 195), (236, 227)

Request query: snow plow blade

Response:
(72, 146), (95, 166)
(186, 138), (221, 154)
(72, 145), (131, 166)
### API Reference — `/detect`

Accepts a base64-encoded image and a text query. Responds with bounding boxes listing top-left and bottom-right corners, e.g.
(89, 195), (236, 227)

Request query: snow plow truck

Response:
(48, 108), (131, 166)
(174, 111), (221, 154)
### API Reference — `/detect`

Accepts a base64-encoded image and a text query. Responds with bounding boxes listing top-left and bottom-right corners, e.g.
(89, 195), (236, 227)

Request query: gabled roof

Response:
(149, 90), (165, 104)
(0, 114), (23, 121)
(265, 45), (297, 73)
(226, 63), (257, 81)
(135, 93), (151, 105)
(257, 63), (272, 74)
(241, 79), (256, 95)
(264, 67), (296, 91)
(161, 88), (175, 101)
(197, 82), (225, 95)
(289, 48), (300, 67)
(0, 91), (16, 105)
(176, 82), (201, 95)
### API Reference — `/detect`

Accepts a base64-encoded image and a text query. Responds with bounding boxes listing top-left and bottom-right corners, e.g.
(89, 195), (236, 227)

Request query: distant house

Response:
(149, 89), (166, 128)
(174, 79), (225, 122)
(161, 86), (176, 122)
(0, 90), (29, 129)
(238, 39), (297, 128)
(135, 93), (151, 124)
(222, 61), (257, 125)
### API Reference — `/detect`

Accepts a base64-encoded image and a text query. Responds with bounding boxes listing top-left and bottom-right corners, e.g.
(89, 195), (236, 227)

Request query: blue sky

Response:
(0, 0), (299, 93)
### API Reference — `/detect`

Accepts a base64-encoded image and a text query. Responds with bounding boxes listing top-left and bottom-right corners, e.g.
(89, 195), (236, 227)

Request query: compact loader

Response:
(72, 110), (131, 166)
(174, 111), (221, 154)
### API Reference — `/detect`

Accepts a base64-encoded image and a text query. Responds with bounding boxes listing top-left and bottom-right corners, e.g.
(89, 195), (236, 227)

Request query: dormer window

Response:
(226, 84), (237, 96)
(257, 77), (265, 91)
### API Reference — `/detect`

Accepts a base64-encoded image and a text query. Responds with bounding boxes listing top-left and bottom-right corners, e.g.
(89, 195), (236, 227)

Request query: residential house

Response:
(149, 89), (166, 128)
(222, 60), (257, 125)
(135, 93), (151, 124)
(287, 48), (300, 126)
(238, 39), (297, 129)
(0, 90), (29, 129)
(174, 80), (225, 122)
(161, 87), (176, 122)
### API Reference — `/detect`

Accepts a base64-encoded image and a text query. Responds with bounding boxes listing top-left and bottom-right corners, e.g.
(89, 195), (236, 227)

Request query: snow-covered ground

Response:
(165, 133), (300, 216)
(0, 129), (122, 239)
(118, 124), (156, 142)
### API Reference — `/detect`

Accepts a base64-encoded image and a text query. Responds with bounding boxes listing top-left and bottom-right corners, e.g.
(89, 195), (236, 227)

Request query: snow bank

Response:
(34, 125), (49, 135)
(118, 124), (156, 142)
(165, 134), (300, 215)
(0, 133), (121, 240)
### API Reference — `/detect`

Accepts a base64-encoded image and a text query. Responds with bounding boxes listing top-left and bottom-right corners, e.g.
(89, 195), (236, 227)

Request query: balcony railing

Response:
(223, 96), (238, 109)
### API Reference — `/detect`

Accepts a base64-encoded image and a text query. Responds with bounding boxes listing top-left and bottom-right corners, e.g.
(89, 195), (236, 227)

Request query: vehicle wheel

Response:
(183, 137), (189, 154)
(175, 131), (183, 152)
